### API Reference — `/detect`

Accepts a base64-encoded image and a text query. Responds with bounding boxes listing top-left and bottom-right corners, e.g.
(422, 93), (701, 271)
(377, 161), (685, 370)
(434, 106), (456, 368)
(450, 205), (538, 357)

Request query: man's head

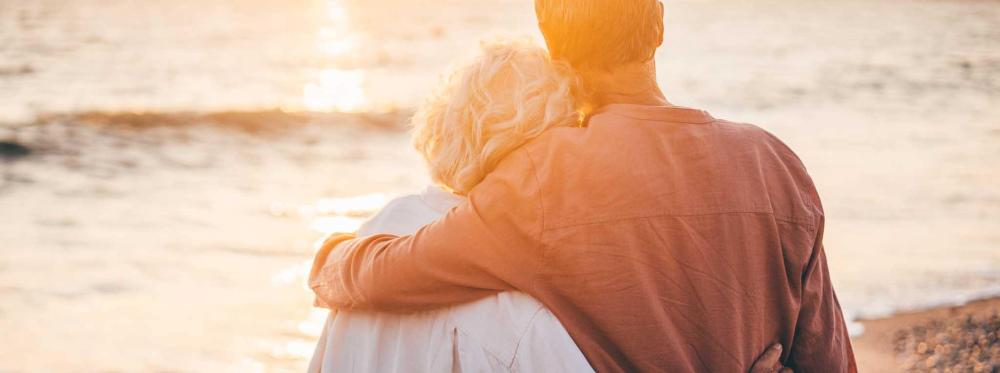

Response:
(535, 0), (664, 71)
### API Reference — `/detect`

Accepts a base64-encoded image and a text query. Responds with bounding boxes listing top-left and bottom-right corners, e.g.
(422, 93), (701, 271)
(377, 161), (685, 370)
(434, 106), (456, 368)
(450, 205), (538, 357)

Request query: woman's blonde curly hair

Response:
(411, 38), (581, 195)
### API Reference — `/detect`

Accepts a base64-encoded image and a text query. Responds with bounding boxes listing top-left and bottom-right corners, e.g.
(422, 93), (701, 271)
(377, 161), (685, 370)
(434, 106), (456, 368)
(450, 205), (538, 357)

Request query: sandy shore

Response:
(852, 298), (1000, 372)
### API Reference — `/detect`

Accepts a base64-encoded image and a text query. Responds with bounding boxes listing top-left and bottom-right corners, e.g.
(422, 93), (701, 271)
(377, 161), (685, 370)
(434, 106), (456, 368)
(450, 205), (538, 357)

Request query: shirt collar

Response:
(592, 104), (715, 124)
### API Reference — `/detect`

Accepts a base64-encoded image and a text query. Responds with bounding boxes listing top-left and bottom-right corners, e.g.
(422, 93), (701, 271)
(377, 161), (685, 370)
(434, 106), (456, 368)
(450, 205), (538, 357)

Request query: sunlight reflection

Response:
(271, 261), (311, 286)
(325, 0), (348, 22)
(314, 193), (388, 216)
(268, 189), (393, 366)
(309, 216), (365, 234)
(233, 358), (266, 373)
(281, 340), (317, 359)
(303, 69), (367, 112)
(302, 0), (368, 112)
(318, 28), (357, 56)
(259, 339), (317, 360)
(298, 309), (330, 337)
(269, 192), (389, 288)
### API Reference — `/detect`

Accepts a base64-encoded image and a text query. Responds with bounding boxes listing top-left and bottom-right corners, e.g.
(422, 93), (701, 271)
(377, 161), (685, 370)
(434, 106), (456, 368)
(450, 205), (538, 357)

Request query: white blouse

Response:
(308, 185), (592, 372)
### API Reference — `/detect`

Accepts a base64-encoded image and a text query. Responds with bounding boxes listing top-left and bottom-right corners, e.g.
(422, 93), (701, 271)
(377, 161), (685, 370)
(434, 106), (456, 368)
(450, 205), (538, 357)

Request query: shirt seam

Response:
(595, 107), (715, 124)
(507, 306), (547, 370)
(522, 148), (548, 284)
(542, 210), (816, 232)
(453, 327), (512, 368)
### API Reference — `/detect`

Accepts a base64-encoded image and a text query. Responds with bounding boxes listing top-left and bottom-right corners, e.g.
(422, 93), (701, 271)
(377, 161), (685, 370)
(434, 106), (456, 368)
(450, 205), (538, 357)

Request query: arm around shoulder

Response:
(308, 149), (546, 312)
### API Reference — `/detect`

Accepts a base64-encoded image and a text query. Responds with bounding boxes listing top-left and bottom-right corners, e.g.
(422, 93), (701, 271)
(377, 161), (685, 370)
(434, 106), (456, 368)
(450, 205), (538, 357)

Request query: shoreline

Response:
(852, 297), (1000, 372)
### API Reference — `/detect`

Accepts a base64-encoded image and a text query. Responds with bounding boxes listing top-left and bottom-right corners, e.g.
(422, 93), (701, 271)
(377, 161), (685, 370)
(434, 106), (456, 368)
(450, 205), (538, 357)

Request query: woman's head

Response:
(411, 38), (580, 195)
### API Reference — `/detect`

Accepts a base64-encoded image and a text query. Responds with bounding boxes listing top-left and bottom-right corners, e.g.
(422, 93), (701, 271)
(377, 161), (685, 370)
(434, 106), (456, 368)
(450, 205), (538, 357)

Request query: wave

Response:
(5, 108), (414, 134)
(0, 64), (35, 77)
(844, 285), (1000, 337)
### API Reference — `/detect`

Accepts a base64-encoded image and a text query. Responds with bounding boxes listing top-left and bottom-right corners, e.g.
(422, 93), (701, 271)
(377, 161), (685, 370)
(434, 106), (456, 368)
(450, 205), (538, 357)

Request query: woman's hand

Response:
(749, 344), (792, 373)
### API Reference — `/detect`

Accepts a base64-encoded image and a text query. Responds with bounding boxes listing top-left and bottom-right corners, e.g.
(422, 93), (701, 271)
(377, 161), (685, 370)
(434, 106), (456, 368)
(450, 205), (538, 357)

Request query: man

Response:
(310, 0), (856, 371)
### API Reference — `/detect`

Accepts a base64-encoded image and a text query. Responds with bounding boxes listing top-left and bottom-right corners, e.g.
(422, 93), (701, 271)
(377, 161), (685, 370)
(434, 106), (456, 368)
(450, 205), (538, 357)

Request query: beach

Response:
(854, 298), (1000, 372)
(2, 0), (998, 371)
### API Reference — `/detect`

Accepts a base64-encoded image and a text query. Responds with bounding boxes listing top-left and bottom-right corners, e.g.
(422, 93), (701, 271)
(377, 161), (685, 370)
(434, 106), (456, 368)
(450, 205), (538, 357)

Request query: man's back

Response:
(517, 104), (854, 371)
(309, 104), (856, 372)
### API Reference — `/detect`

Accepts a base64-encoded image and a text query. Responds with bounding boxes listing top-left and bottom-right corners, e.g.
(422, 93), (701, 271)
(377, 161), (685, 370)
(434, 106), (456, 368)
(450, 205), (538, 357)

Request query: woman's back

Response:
(308, 185), (591, 372)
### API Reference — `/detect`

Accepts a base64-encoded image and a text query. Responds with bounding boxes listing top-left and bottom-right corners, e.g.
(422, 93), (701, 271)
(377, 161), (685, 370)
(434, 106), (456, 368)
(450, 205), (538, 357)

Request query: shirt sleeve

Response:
(308, 148), (545, 312)
(787, 215), (858, 372)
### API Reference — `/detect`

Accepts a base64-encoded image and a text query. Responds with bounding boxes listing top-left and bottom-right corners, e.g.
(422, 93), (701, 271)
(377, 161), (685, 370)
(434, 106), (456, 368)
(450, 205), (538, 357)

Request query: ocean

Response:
(1, 0), (999, 371)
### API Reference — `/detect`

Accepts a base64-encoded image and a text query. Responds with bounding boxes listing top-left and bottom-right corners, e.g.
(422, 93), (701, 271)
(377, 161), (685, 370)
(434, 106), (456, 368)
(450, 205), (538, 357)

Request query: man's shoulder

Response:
(518, 113), (804, 163)
(496, 126), (586, 171)
(697, 115), (780, 143)
(691, 115), (808, 169)
(708, 117), (823, 216)
(524, 125), (586, 148)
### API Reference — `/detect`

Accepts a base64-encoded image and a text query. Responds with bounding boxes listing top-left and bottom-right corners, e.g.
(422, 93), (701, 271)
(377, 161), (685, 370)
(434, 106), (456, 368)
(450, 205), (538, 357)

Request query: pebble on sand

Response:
(893, 311), (999, 372)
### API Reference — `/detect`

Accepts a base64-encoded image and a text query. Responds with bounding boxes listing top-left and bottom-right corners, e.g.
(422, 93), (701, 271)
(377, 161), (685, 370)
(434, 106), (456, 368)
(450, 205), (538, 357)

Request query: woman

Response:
(308, 38), (592, 372)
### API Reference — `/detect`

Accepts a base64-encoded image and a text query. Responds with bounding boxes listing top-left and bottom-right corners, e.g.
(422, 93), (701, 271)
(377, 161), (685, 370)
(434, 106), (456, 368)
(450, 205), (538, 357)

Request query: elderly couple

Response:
(307, 0), (856, 372)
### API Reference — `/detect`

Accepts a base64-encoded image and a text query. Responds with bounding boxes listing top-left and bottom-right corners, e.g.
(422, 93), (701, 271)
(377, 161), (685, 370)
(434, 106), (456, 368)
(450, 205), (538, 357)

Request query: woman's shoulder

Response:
(357, 190), (452, 236)
(356, 194), (427, 236)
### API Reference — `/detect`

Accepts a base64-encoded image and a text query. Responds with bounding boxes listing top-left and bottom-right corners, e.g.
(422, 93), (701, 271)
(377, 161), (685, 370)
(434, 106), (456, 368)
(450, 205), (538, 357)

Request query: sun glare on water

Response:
(302, 0), (368, 112)
(265, 191), (392, 367)
(302, 193), (389, 234)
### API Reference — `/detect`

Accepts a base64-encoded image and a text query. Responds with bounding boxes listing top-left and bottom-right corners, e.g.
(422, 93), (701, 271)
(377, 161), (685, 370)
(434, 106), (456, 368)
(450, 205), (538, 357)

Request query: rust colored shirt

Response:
(310, 104), (857, 372)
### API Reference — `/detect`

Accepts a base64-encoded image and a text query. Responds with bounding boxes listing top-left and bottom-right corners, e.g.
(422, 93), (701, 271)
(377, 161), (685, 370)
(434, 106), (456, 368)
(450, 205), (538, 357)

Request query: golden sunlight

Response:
(313, 193), (388, 216)
(309, 216), (364, 235)
(308, 193), (389, 234)
(298, 309), (330, 337)
(303, 69), (367, 112)
(302, 0), (367, 112)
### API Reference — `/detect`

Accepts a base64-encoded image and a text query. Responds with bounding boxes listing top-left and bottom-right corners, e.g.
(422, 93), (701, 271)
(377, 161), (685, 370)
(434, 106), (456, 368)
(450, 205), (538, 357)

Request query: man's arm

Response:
(787, 216), (858, 372)
(309, 149), (544, 312)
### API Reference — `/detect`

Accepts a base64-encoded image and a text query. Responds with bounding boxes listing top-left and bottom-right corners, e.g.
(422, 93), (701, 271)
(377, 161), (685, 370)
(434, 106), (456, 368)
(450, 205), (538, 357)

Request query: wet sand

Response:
(853, 297), (1000, 372)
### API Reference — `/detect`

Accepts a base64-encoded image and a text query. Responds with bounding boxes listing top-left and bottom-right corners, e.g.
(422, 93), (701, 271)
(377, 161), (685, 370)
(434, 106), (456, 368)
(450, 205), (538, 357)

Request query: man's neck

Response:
(579, 61), (671, 109)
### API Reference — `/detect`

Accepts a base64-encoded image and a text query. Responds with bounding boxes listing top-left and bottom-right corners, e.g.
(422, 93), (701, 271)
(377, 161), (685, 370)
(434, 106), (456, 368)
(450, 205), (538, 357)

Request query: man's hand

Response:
(750, 344), (792, 373)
